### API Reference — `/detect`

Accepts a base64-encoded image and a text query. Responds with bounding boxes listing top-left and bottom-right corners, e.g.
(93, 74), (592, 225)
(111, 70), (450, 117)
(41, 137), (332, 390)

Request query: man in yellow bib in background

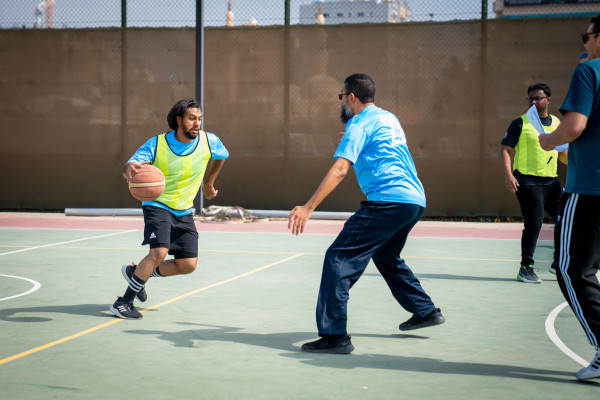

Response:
(110, 98), (229, 319)
(500, 84), (567, 284)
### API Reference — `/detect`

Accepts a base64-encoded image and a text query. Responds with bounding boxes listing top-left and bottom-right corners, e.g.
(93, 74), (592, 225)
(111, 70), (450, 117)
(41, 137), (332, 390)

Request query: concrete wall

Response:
(0, 18), (583, 215)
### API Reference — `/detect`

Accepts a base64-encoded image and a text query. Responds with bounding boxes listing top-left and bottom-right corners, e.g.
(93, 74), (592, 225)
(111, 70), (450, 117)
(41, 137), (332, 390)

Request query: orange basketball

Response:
(128, 164), (165, 201)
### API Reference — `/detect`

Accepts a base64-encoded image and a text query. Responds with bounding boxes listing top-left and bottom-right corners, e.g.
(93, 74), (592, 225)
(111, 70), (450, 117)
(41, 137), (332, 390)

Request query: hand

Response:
(505, 175), (519, 193)
(337, 131), (345, 145)
(288, 205), (313, 235)
(538, 134), (554, 151)
(202, 184), (218, 200)
(124, 161), (150, 180)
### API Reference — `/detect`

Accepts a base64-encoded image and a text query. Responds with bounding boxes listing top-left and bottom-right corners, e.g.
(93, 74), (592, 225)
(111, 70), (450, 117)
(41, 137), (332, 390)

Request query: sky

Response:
(0, 0), (491, 29)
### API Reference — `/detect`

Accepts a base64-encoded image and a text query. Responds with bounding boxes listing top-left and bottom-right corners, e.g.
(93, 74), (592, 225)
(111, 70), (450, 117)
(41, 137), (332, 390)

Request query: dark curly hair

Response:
(166, 98), (202, 130)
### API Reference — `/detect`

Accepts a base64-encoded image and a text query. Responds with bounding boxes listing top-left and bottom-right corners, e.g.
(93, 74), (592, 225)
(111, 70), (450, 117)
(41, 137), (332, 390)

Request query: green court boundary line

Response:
(0, 253), (303, 366)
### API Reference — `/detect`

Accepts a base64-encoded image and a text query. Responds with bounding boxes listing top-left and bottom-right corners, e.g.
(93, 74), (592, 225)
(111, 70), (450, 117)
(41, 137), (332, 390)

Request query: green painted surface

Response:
(0, 229), (597, 399)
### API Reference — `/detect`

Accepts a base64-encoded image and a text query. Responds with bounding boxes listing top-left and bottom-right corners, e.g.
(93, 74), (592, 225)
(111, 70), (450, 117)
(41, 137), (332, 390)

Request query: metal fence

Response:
(2, 0), (599, 29)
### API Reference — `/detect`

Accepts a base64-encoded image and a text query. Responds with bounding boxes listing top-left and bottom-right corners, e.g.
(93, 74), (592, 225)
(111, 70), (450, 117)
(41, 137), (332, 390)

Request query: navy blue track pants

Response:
(316, 201), (437, 335)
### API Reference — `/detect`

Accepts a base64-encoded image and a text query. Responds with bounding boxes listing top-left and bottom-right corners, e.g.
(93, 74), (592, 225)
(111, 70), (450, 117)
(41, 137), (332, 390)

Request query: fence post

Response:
(120, 0), (128, 200)
(285, 0), (290, 26)
(482, 0), (488, 20)
(194, 0), (205, 215)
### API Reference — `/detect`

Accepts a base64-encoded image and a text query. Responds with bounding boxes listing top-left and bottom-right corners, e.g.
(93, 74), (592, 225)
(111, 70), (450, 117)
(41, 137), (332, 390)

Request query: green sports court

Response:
(0, 213), (597, 399)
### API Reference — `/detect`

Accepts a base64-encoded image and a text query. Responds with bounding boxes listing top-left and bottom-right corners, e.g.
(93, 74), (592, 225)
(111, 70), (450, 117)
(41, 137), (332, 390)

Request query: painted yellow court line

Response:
(0, 253), (304, 366)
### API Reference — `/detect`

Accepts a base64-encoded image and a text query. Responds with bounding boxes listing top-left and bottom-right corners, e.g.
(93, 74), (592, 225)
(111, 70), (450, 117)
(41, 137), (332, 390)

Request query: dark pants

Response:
(316, 201), (436, 336)
(555, 193), (600, 347)
(515, 180), (562, 266)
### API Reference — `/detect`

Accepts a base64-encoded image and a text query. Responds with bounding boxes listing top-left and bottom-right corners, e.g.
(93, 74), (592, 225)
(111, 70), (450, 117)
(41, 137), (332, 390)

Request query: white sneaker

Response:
(576, 348), (600, 380)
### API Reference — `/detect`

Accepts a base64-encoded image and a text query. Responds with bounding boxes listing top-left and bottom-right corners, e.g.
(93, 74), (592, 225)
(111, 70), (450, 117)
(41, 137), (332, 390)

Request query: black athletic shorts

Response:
(141, 205), (198, 259)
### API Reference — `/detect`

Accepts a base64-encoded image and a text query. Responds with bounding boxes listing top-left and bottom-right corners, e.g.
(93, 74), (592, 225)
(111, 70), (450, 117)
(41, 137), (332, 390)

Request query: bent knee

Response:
(175, 258), (198, 274)
(148, 247), (169, 264)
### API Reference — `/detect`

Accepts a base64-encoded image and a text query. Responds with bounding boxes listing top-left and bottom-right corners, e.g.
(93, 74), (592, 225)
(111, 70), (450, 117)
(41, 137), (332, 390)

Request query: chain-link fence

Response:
(2, 1), (599, 29)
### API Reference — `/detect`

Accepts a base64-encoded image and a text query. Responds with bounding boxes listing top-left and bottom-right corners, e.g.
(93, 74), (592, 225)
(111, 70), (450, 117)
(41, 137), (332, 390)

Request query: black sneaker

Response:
(549, 262), (557, 275)
(110, 297), (142, 319)
(399, 308), (446, 331)
(122, 263), (147, 302)
(301, 335), (354, 354)
(517, 265), (542, 283)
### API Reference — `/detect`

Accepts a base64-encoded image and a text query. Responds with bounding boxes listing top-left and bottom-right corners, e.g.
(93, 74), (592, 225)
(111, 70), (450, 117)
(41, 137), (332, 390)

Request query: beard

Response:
(340, 102), (354, 124)
(183, 127), (198, 140)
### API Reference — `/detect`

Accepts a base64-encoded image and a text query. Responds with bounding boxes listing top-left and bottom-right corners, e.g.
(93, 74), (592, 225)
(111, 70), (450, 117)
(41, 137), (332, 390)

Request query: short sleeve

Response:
(500, 118), (523, 148)
(333, 123), (367, 164)
(560, 63), (596, 117)
(206, 132), (229, 160)
(128, 136), (157, 163)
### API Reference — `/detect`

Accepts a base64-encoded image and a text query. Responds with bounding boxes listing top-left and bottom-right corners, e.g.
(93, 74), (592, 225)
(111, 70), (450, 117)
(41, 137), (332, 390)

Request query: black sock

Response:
(122, 274), (147, 303)
(150, 266), (164, 277)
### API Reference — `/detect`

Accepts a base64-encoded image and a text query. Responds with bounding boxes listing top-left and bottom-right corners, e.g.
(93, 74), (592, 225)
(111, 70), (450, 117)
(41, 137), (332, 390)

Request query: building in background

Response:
(493, 0), (600, 19)
(299, 0), (413, 25)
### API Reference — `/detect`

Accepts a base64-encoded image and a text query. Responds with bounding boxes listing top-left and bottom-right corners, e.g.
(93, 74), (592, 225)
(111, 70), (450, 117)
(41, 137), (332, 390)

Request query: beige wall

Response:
(0, 18), (584, 215)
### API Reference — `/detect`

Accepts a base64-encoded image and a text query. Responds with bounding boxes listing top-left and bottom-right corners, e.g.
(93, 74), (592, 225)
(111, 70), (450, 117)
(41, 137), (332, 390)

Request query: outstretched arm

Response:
(288, 157), (351, 235)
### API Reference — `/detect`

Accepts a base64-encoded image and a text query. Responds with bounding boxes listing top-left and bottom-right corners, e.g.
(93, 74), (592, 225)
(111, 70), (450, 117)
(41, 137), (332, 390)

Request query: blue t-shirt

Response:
(560, 58), (600, 196)
(128, 130), (229, 216)
(334, 105), (426, 206)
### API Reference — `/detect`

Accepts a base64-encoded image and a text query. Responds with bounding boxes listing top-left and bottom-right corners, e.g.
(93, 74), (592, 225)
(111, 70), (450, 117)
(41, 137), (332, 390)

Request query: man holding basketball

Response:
(110, 98), (228, 319)
(538, 14), (600, 381)
(500, 83), (567, 284)
(289, 73), (444, 354)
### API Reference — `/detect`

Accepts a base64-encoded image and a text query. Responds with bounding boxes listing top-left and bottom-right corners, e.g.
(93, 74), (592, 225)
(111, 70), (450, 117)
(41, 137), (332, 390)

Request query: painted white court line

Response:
(0, 230), (136, 257)
(545, 301), (588, 367)
(0, 274), (41, 301)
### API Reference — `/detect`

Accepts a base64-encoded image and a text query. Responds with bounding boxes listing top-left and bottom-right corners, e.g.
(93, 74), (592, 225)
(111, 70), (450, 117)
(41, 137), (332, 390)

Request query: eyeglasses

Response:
(526, 96), (548, 102)
(338, 92), (350, 100)
(582, 31), (600, 44)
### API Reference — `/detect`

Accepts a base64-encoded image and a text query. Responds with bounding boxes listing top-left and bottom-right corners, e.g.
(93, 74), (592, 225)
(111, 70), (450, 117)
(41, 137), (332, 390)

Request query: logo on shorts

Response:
(149, 232), (157, 239)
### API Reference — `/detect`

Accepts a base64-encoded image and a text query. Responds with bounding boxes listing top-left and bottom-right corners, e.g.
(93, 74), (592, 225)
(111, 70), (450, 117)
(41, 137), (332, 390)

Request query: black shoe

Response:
(110, 297), (143, 319)
(517, 265), (542, 283)
(399, 308), (445, 331)
(301, 335), (354, 354)
(122, 263), (147, 302)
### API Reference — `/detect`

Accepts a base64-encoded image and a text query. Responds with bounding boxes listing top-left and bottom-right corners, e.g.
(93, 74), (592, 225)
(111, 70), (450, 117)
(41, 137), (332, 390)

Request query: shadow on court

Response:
(124, 323), (578, 384)
(0, 304), (154, 322)
(363, 272), (516, 282)
(286, 353), (581, 385)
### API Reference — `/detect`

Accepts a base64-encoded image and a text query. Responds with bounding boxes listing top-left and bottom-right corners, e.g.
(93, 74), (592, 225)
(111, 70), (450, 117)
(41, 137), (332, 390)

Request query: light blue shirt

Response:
(334, 105), (426, 206)
(128, 130), (229, 216)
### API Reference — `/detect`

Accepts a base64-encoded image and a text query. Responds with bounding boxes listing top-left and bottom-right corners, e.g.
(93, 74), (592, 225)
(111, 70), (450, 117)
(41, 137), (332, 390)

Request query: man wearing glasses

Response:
(500, 83), (567, 284)
(539, 14), (600, 381)
(288, 73), (444, 354)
